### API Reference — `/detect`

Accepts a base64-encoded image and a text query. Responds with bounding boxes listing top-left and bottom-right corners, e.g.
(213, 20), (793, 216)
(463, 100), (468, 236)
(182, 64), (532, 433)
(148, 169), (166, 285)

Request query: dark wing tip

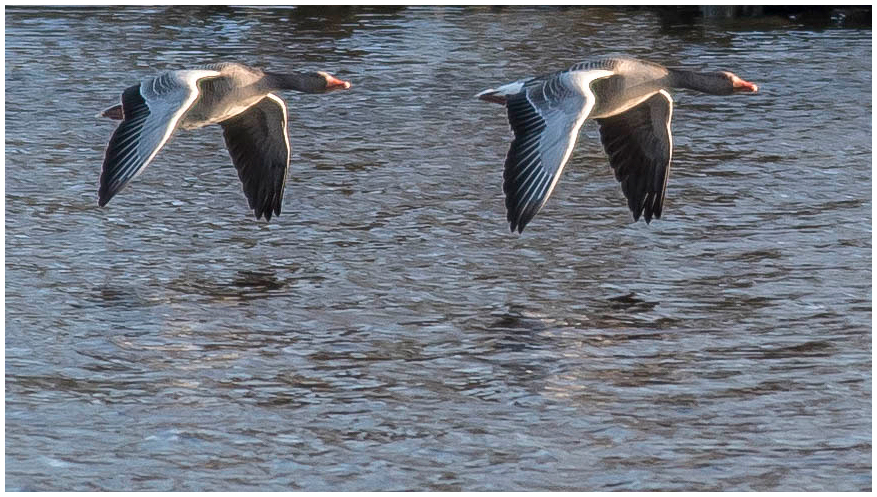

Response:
(250, 193), (272, 222)
(639, 191), (664, 224)
(254, 200), (280, 222)
(509, 219), (528, 234)
(98, 84), (152, 208)
(98, 176), (124, 207)
(501, 93), (550, 235)
(507, 214), (524, 233)
(506, 199), (537, 233)
(97, 177), (131, 208)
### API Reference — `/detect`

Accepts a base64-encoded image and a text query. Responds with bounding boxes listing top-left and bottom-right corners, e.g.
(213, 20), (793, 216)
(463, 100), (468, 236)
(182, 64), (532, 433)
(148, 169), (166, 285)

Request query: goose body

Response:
(478, 57), (758, 233)
(98, 62), (351, 221)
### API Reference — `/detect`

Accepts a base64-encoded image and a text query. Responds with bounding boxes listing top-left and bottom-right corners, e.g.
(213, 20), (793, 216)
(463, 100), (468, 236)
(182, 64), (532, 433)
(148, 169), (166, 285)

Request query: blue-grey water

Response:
(5, 6), (871, 491)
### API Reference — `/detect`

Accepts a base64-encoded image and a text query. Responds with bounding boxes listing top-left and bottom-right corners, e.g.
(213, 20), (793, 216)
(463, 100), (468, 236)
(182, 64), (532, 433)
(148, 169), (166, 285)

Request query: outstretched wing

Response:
(220, 93), (290, 221)
(596, 90), (673, 223)
(98, 69), (220, 206)
(501, 69), (614, 233)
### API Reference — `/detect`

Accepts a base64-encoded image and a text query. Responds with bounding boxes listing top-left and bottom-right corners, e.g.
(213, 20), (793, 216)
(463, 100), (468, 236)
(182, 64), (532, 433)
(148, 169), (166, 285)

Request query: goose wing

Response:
(98, 69), (220, 206)
(220, 93), (290, 221)
(501, 69), (614, 233)
(596, 90), (673, 223)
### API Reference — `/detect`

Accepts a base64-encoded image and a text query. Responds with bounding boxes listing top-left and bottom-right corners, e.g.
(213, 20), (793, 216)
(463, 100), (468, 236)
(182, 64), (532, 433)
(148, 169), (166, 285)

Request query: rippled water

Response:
(6, 6), (871, 491)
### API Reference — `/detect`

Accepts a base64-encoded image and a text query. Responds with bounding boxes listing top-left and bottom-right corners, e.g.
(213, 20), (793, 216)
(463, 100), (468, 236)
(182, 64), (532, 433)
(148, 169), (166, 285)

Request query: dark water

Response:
(5, 6), (871, 491)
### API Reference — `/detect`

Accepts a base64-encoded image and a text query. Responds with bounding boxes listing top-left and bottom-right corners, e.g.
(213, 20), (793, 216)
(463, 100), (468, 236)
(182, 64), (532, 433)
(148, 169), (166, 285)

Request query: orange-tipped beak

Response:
(733, 77), (758, 93)
(326, 75), (351, 90)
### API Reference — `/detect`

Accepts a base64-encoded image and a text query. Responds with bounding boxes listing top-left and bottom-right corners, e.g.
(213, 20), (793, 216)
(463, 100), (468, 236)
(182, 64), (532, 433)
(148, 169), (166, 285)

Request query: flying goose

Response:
(478, 57), (757, 233)
(98, 62), (351, 221)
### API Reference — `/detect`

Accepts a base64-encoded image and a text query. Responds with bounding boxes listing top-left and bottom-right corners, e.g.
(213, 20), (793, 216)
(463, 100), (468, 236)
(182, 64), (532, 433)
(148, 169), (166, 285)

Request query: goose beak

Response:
(326, 75), (351, 90)
(732, 77), (758, 93)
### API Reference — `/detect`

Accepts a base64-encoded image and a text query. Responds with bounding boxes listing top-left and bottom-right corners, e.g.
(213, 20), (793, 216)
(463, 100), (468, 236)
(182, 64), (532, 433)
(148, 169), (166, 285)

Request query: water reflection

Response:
(164, 269), (291, 302)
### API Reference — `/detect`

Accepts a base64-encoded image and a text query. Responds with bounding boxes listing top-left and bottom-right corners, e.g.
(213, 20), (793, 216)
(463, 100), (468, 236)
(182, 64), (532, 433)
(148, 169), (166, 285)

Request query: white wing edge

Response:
(137, 69), (221, 168)
(657, 89), (674, 202)
(535, 69), (615, 209)
(264, 93), (291, 165)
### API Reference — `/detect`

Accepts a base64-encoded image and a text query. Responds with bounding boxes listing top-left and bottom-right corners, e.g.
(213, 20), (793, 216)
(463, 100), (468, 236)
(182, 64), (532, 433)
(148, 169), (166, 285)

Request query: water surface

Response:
(5, 6), (871, 491)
